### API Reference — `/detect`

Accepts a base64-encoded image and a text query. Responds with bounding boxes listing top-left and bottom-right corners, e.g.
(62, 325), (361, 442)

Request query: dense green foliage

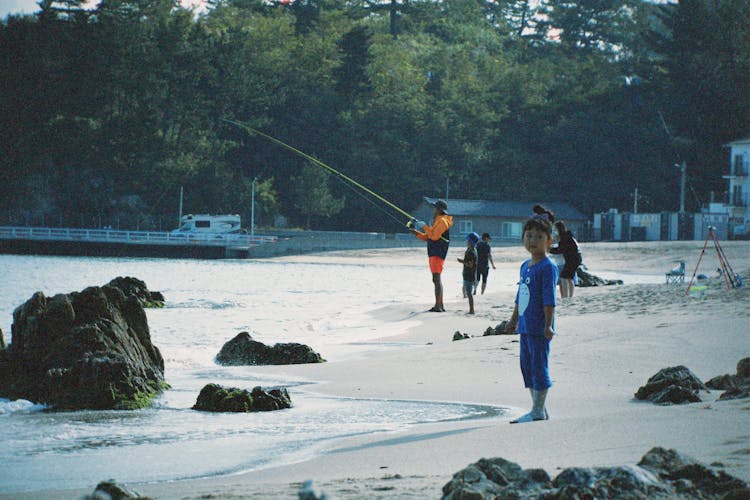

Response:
(1, 0), (748, 232)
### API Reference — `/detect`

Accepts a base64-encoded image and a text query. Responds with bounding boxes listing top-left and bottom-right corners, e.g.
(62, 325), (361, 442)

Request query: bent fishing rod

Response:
(222, 118), (424, 230)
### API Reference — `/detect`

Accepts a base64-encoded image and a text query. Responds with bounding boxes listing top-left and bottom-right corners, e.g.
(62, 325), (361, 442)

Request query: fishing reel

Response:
(406, 218), (426, 231)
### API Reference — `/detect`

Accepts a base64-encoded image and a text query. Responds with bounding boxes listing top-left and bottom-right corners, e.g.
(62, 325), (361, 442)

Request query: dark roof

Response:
(725, 137), (750, 147)
(421, 198), (587, 221)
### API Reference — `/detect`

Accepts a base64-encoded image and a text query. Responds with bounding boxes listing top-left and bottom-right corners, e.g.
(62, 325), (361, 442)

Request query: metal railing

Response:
(0, 226), (277, 248)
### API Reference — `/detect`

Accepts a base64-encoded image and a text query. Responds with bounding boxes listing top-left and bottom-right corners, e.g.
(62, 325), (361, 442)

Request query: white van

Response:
(171, 214), (242, 234)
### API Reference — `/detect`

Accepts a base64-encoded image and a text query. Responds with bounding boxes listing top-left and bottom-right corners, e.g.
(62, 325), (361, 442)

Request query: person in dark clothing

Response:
(458, 232), (479, 314)
(550, 221), (582, 298)
(475, 233), (496, 295)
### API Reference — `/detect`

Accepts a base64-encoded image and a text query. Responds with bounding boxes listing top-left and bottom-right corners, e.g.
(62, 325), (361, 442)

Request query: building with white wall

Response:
(723, 137), (750, 238)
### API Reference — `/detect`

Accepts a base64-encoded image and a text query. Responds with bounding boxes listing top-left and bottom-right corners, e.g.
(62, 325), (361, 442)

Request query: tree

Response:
(292, 164), (345, 228)
(645, 0), (750, 200)
(541, 0), (636, 56)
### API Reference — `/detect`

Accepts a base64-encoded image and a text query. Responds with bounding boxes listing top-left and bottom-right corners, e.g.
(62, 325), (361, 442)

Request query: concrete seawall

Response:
(0, 229), (425, 259)
(247, 231), (423, 258)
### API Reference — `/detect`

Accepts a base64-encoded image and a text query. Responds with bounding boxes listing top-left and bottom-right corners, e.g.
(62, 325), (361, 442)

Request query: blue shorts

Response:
(519, 333), (551, 390)
(463, 280), (475, 296)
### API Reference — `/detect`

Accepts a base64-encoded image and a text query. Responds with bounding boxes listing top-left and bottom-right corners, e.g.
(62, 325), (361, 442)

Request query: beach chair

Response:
(665, 261), (685, 284)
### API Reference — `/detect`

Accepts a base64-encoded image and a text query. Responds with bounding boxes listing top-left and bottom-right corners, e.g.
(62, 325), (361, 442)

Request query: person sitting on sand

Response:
(409, 199), (454, 312)
(550, 220), (582, 298)
(458, 232), (479, 314)
(505, 206), (558, 424)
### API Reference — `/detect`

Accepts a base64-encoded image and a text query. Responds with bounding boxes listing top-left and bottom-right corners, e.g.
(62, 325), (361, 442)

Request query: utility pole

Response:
(445, 177), (449, 201)
(251, 177), (257, 237)
(633, 187), (638, 214)
(178, 186), (183, 227)
(677, 161), (686, 213)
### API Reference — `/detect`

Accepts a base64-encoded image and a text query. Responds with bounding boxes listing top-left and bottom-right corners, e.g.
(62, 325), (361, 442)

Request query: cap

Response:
(466, 232), (480, 245)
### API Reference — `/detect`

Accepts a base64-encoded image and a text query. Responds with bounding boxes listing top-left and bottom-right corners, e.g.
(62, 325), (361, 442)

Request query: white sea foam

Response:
(0, 398), (47, 415)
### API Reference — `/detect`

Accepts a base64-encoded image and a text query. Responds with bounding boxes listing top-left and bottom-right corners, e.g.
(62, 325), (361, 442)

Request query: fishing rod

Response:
(221, 118), (421, 229)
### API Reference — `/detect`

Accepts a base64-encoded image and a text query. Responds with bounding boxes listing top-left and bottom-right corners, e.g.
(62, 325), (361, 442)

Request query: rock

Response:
(639, 447), (748, 497)
(441, 462), (504, 499)
(453, 331), (470, 341)
(0, 283), (167, 410)
(192, 383), (292, 412)
(718, 388), (750, 400)
(215, 332), (325, 365)
(705, 374), (738, 390)
(84, 480), (150, 499)
(441, 448), (748, 499)
(298, 479), (331, 500)
(482, 321), (515, 336)
(576, 266), (623, 287)
(0, 326), (4, 349)
(706, 358), (750, 400)
(107, 277), (165, 308)
(634, 366), (707, 404)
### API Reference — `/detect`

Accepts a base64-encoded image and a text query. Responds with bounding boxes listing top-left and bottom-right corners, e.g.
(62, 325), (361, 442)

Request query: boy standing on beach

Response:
(505, 208), (558, 423)
(458, 232), (479, 314)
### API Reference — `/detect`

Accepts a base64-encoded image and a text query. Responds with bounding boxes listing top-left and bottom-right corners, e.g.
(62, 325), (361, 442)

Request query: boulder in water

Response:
(215, 332), (325, 365)
(0, 282), (167, 410)
(634, 366), (707, 404)
(192, 383), (292, 412)
(84, 480), (150, 500)
(107, 276), (165, 308)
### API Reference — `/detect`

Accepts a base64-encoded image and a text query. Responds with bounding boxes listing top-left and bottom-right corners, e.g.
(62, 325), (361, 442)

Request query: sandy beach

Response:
(9, 240), (750, 499)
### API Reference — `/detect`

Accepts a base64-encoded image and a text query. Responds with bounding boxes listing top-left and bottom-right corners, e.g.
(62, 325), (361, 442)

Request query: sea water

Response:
(0, 254), (502, 493)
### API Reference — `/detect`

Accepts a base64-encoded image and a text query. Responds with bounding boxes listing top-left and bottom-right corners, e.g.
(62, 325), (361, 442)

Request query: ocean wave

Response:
(164, 298), (246, 310)
(0, 398), (47, 415)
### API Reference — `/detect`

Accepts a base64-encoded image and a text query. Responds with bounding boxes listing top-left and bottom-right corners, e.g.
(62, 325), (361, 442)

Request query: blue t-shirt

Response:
(515, 257), (558, 336)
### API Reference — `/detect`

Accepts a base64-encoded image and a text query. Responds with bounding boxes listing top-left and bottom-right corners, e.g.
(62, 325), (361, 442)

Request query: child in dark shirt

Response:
(458, 232), (479, 314)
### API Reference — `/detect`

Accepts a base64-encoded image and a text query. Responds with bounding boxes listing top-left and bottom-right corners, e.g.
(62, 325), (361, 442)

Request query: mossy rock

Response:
(193, 383), (291, 412)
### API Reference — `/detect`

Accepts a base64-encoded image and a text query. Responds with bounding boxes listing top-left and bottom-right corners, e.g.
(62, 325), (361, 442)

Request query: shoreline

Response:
(2, 241), (749, 499)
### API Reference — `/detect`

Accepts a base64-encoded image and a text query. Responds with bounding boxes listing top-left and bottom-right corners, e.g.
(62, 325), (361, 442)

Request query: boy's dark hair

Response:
(524, 205), (554, 237)
(482, 232), (490, 239)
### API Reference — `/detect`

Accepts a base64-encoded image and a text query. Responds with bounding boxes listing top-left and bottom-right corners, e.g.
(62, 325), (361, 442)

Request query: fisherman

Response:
(409, 199), (454, 312)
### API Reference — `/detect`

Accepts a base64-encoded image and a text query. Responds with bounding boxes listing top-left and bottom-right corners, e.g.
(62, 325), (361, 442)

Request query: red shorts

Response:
(429, 256), (445, 274)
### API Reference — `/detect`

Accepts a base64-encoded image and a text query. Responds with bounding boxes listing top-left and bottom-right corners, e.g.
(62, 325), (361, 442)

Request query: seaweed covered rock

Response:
(452, 331), (470, 341)
(441, 448), (748, 499)
(576, 266), (623, 287)
(0, 282), (167, 410)
(482, 321), (513, 336)
(84, 480), (150, 500)
(706, 358), (750, 400)
(215, 332), (325, 365)
(107, 276), (165, 308)
(192, 383), (292, 412)
(638, 447), (749, 497)
(635, 365), (708, 404)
